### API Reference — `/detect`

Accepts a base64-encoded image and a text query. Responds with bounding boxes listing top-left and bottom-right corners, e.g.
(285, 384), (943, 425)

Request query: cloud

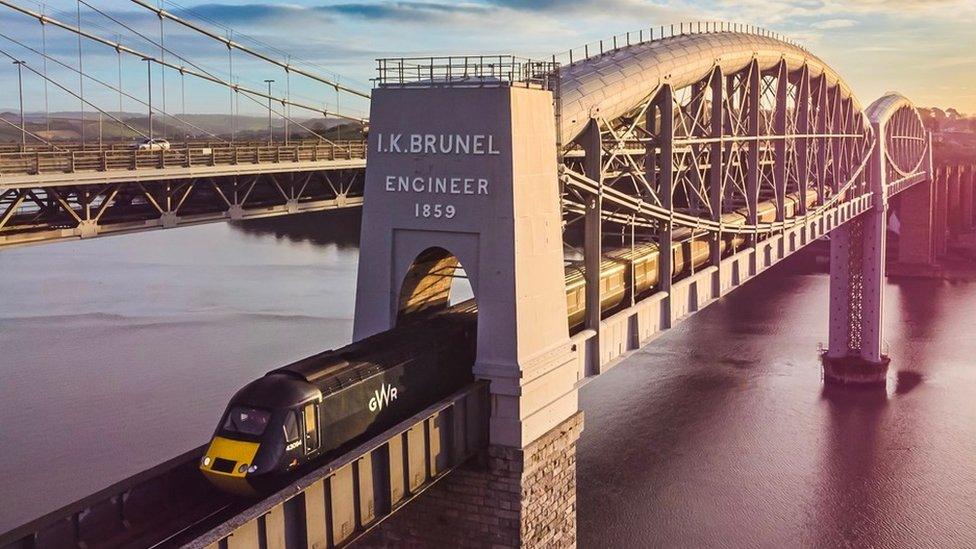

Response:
(811, 18), (856, 29)
(1, 0), (974, 114)
(324, 2), (490, 21)
(171, 3), (333, 25)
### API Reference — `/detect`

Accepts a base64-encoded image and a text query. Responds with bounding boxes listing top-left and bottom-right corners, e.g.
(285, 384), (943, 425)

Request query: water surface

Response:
(0, 211), (361, 531)
(576, 258), (976, 547)
(1, 212), (974, 548)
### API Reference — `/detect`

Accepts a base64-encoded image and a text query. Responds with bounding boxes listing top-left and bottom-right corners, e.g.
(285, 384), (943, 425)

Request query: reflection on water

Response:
(2, 215), (975, 545)
(231, 208), (362, 249)
(577, 254), (976, 547)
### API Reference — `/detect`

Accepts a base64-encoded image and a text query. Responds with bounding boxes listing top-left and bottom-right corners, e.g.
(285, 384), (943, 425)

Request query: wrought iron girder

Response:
(560, 54), (876, 238)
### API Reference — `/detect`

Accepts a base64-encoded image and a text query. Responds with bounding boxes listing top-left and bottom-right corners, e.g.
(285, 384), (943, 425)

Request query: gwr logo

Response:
(368, 383), (399, 412)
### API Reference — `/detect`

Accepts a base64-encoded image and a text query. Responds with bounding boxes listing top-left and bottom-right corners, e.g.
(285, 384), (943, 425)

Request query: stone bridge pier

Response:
(889, 134), (937, 276)
(352, 77), (582, 547)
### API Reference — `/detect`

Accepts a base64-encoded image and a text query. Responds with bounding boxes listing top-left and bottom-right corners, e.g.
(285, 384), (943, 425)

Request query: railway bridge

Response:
(0, 15), (958, 549)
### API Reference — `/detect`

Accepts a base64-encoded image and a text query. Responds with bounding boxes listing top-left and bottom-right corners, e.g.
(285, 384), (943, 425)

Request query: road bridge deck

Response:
(0, 141), (367, 248)
(0, 141), (366, 189)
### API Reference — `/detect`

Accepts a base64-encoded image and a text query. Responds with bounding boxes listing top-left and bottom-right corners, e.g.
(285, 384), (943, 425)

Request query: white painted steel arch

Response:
(866, 92), (928, 178)
(558, 31), (861, 144)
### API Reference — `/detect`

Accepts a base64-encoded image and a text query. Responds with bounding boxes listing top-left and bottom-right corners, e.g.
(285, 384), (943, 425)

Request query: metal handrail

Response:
(0, 140), (367, 176)
(0, 138), (350, 154)
(375, 55), (558, 89)
(552, 21), (810, 68)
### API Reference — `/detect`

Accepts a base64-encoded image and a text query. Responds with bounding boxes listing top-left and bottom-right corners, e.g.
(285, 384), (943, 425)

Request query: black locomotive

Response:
(200, 310), (475, 495)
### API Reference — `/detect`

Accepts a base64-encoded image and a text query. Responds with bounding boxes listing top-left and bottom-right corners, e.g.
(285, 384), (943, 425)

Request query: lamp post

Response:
(142, 57), (153, 140)
(13, 60), (26, 148)
(264, 79), (275, 146)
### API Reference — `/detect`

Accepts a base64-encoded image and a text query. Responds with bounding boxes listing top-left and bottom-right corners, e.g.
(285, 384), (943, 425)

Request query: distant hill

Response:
(920, 107), (976, 165)
(0, 111), (361, 144)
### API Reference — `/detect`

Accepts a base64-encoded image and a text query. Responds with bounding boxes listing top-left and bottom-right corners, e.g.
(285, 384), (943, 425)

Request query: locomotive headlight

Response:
(247, 465), (258, 473)
(238, 463), (248, 474)
(202, 456), (211, 467)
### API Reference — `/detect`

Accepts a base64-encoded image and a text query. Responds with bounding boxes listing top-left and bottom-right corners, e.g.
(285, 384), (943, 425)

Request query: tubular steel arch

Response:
(866, 93), (928, 182)
(556, 28), (929, 239)
(551, 26), (931, 345)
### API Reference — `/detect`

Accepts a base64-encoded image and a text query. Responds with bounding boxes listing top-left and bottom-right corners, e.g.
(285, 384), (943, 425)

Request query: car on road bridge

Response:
(133, 138), (171, 151)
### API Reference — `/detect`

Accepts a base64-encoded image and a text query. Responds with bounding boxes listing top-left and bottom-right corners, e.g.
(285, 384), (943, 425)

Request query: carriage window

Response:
(223, 406), (270, 436)
(283, 411), (300, 442)
(303, 404), (319, 453)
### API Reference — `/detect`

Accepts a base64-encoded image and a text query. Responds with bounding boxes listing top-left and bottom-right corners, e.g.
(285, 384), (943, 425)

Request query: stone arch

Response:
(396, 246), (474, 321)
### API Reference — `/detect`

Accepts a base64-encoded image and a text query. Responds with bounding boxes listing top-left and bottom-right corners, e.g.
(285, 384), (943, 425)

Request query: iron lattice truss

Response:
(883, 103), (928, 186)
(845, 216), (865, 354)
(0, 169), (363, 247)
(561, 57), (877, 239)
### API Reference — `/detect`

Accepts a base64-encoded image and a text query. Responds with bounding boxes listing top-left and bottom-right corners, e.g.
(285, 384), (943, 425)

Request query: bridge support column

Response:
(77, 219), (99, 238)
(822, 117), (890, 387)
(948, 166), (963, 239)
(934, 168), (949, 257)
(354, 81), (581, 548)
(823, 209), (890, 386)
(960, 166), (974, 233)
(890, 175), (937, 276)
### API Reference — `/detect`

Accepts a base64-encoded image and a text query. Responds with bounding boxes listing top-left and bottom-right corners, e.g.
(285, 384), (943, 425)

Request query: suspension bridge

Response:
(0, 4), (970, 549)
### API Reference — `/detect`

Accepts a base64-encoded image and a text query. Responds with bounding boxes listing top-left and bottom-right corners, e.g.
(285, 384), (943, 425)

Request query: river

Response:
(1, 210), (974, 546)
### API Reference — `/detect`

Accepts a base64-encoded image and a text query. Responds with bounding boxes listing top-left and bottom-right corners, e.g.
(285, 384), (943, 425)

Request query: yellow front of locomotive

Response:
(199, 435), (262, 496)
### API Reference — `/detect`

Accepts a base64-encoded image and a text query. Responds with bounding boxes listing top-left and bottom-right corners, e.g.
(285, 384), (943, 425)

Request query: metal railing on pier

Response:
(375, 56), (559, 89)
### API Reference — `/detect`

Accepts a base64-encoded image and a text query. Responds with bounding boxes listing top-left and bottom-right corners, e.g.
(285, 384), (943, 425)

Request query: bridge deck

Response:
(0, 141), (367, 249)
(0, 383), (488, 549)
(0, 141), (366, 190)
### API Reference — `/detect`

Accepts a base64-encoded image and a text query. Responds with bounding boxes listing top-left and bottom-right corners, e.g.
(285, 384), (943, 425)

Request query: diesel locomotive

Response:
(199, 309), (476, 495)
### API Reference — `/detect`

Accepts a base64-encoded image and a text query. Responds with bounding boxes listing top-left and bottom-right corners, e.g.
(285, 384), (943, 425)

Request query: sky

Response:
(0, 0), (973, 122)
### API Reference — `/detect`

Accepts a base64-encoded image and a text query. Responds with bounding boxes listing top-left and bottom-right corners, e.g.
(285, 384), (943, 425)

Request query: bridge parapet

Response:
(376, 56), (558, 90)
(0, 141), (366, 181)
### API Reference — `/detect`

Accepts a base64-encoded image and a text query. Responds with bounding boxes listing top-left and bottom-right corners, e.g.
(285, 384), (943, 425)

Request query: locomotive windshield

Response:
(222, 406), (271, 436)
(283, 411), (300, 442)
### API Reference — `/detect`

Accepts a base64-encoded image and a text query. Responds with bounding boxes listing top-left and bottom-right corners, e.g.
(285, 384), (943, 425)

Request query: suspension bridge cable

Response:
(0, 45), (149, 139)
(0, 31), (226, 142)
(234, 87), (345, 148)
(0, 0), (367, 123)
(156, 0), (371, 91)
(75, 0), (84, 143)
(0, 115), (65, 150)
(157, 0), (165, 139)
(128, 0), (371, 100)
(40, 5), (48, 133)
(73, 0), (358, 120)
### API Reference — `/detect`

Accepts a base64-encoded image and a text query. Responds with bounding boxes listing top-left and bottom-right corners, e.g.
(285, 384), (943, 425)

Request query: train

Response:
(199, 308), (476, 495)
(201, 188), (815, 494)
(564, 189), (817, 328)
